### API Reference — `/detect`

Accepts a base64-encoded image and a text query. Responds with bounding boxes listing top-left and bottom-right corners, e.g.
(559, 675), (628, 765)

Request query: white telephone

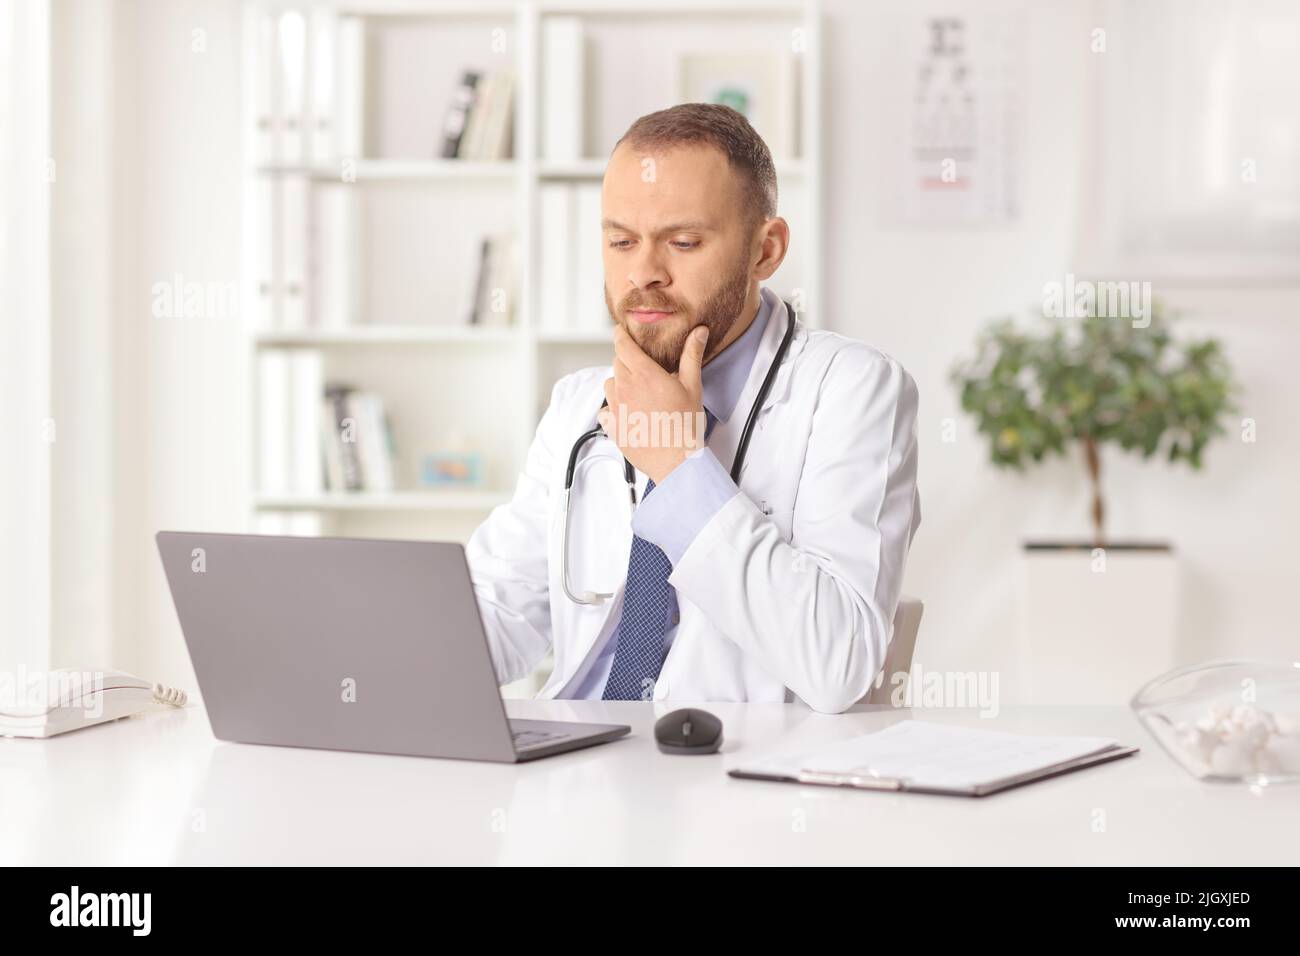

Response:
(0, 669), (188, 739)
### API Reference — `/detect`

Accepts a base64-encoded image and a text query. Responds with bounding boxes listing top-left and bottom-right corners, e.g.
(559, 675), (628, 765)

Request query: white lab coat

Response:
(466, 307), (921, 714)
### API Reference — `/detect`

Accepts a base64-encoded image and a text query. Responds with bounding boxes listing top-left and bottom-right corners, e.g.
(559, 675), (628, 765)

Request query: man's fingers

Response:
(677, 325), (709, 397)
(598, 378), (615, 435)
(612, 324), (664, 378)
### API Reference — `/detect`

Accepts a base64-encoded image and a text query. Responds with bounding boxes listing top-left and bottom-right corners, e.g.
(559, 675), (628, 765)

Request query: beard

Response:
(605, 257), (751, 373)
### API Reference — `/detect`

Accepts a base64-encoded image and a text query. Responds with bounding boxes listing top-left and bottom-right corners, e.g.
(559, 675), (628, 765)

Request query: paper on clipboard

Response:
(728, 720), (1138, 797)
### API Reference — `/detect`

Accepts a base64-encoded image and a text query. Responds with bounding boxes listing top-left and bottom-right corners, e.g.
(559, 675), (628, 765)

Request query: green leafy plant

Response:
(950, 300), (1237, 548)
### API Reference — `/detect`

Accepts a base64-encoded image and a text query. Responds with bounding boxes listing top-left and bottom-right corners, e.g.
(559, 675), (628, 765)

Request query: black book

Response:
(440, 71), (480, 159)
(325, 385), (364, 491)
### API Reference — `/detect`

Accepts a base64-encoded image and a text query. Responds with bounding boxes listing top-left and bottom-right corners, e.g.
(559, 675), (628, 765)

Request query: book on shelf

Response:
(321, 385), (397, 493)
(440, 70), (480, 159)
(460, 72), (492, 158)
(464, 70), (515, 161)
(483, 70), (516, 160)
(466, 234), (518, 327)
(441, 68), (516, 161)
(257, 350), (290, 494)
(349, 391), (395, 493)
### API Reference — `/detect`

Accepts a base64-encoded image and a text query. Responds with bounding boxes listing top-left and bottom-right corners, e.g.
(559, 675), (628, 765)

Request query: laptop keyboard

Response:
(511, 728), (571, 750)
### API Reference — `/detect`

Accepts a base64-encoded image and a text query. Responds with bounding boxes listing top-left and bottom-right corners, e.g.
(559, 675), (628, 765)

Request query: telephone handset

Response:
(0, 669), (188, 739)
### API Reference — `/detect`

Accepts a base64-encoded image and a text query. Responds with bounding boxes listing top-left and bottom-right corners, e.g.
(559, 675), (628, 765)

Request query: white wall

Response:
(822, 0), (1300, 682)
(109, 0), (247, 685)
(0, 0), (53, 675)
(87, 0), (1299, 688)
(51, 0), (115, 670)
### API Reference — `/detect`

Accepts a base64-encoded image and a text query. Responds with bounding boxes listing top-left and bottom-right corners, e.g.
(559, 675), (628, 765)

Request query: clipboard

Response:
(726, 720), (1141, 797)
(728, 743), (1139, 797)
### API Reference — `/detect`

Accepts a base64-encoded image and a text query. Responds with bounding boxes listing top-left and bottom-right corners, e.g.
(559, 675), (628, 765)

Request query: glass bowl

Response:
(1131, 659), (1300, 785)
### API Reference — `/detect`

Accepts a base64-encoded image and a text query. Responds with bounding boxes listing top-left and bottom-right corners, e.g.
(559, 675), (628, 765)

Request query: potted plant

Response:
(950, 300), (1237, 703)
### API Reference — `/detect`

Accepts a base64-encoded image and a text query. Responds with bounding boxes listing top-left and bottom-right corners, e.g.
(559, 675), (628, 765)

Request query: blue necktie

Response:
(601, 477), (675, 700)
(602, 411), (714, 701)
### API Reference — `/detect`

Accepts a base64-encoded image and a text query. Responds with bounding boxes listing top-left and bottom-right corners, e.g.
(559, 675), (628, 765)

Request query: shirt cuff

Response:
(632, 447), (739, 565)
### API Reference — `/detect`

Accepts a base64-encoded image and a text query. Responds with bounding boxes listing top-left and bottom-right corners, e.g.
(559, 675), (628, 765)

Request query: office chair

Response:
(862, 596), (924, 707)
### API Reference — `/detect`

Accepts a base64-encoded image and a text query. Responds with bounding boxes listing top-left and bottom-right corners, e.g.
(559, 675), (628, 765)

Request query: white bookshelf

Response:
(254, 490), (513, 511)
(258, 159), (518, 180)
(242, 0), (822, 542)
(254, 326), (521, 345)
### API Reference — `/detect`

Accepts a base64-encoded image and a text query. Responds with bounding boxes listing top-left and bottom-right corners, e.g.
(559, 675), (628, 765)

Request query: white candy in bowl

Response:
(1132, 660), (1300, 784)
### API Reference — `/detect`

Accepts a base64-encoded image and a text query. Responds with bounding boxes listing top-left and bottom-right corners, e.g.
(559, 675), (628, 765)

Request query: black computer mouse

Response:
(654, 708), (723, 755)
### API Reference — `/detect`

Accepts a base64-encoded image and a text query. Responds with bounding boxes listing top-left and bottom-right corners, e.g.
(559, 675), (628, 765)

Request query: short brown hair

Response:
(614, 103), (778, 224)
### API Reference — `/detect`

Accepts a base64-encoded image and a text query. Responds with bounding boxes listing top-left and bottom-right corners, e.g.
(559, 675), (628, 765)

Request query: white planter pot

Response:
(1016, 545), (1179, 706)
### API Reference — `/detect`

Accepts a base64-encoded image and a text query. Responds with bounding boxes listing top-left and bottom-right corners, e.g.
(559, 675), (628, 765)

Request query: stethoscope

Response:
(560, 300), (798, 605)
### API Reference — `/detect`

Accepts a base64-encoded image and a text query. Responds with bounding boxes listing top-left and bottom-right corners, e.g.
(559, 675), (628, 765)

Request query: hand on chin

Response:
(625, 315), (691, 372)
(600, 323), (710, 484)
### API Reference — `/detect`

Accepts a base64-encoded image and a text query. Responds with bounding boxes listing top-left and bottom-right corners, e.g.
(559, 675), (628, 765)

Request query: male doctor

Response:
(467, 104), (920, 714)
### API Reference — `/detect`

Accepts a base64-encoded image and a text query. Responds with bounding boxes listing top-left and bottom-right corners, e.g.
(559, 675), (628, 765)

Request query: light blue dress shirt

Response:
(563, 289), (775, 698)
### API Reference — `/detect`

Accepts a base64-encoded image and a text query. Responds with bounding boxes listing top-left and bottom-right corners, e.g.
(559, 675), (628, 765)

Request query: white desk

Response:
(3, 699), (1296, 866)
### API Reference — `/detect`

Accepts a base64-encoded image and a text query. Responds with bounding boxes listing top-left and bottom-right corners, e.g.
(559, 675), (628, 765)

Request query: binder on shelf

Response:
(259, 349), (324, 496)
(278, 176), (309, 329)
(245, 176), (275, 330)
(313, 183), (359, 329)
(274, 9), (307, 166)
(247, 8), (275, 165)
(257, 351), (291, 495)
(542, 17), (584, 161)
(573, 183), (607, 332)
(538, 183), (574, 333)
(335, 15), (366, 160)
(288, 350), (324, 495)
(308, 7), (338, 164)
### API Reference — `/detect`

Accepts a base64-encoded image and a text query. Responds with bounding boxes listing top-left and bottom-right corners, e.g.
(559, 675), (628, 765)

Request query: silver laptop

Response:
(155, 531), (629, 762)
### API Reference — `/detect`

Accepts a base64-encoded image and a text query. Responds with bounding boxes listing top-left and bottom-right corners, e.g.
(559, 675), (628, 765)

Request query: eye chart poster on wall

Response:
(887, 11), (1026, 226)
